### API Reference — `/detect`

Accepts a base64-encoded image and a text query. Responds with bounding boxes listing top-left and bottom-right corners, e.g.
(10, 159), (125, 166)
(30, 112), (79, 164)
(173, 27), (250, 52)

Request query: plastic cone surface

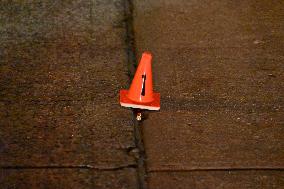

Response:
(128, 52), (154, 103)
(120, 52), (160, 110)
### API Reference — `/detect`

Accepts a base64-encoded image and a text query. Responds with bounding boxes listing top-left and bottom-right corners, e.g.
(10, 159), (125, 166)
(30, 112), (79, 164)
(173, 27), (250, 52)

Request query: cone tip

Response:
(142, 51), (152, 60)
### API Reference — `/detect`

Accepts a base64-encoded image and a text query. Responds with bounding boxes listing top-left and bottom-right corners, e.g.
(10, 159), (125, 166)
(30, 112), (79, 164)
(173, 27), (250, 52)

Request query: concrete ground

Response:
(0, 0), (138, 188)
(0, 0), (283, 188)
(133, 0), (284, 188)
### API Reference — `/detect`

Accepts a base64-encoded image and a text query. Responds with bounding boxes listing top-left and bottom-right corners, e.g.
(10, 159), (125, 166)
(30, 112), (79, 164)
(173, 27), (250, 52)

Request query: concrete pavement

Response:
(132, 0), (284, 188)
(0, 0), (283, 188)
(0, 0), (138, 188)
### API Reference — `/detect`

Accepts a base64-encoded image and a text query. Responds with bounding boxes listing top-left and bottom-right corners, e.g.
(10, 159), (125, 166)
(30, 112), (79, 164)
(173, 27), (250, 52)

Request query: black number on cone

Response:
(141, 74), (146, 96)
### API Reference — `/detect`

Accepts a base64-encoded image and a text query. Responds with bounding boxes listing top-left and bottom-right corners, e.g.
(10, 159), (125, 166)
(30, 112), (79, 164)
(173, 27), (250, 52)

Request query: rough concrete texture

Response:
(0, 168), (137, 189)
(148, 171), (284, 189)
(0, 0), (138, 188)
(132, 0), (284, 187)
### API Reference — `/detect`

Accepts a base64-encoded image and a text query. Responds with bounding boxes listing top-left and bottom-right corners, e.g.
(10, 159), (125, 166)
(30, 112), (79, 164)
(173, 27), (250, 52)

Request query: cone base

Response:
(120, 90), (160, 110)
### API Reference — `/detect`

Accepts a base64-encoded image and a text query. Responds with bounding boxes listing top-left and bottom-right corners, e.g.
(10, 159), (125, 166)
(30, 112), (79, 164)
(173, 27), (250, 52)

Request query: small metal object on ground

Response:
(136, 112), (142, 121)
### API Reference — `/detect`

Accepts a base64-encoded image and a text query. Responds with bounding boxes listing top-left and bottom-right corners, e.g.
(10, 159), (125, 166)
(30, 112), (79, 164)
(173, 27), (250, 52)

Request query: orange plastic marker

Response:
(120, 52), (160, 110)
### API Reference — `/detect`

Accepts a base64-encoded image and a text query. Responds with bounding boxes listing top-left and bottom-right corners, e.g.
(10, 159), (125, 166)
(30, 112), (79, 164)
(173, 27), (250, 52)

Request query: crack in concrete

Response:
(123, 0), (148, 189)
(148, 167), (284, 173)
(0, 164), (137, 171)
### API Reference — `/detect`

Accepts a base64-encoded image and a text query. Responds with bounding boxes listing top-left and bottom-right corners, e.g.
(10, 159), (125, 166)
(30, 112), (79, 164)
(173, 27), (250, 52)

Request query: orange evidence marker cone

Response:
(120, 52), (160, 110)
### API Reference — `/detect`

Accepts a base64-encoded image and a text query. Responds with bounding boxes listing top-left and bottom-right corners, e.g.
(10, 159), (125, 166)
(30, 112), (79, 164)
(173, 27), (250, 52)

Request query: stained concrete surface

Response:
(148, 171), (284, 189)
(0, 168), (137, 189)
(1, 0), (284, 188)
(132, 0), (284, 188)
(0, 0), (138, 188)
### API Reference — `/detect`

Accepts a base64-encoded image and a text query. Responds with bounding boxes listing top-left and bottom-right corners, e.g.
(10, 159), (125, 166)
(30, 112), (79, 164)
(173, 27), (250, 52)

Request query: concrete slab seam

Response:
(123, 0), (148, 189)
